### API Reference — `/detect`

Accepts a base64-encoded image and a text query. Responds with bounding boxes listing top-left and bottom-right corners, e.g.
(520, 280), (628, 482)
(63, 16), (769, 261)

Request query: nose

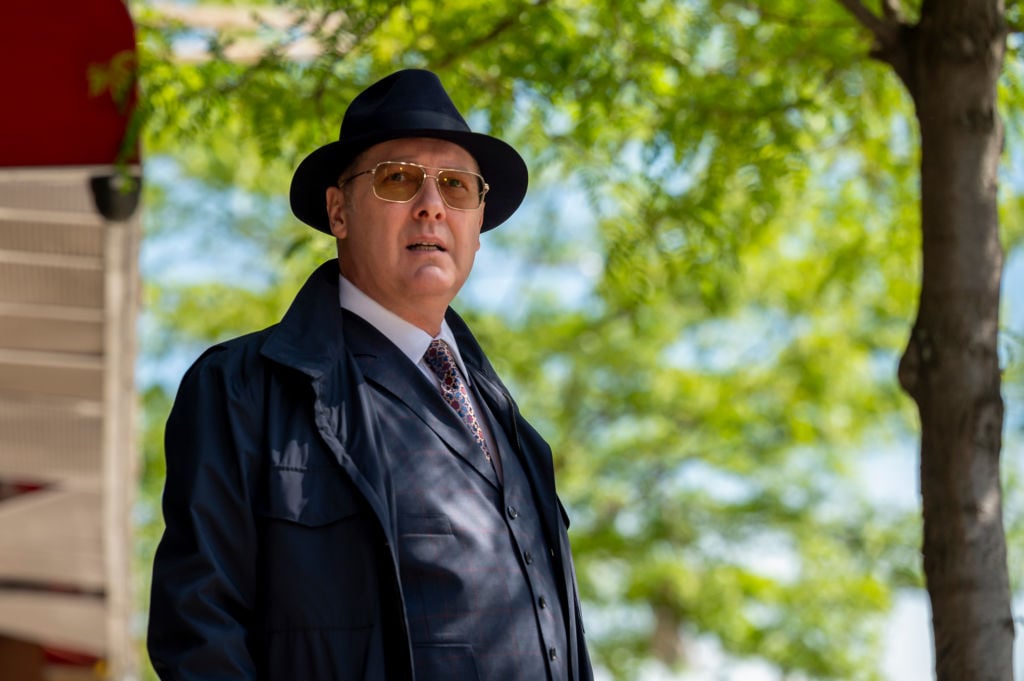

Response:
(412, 175), (447, 221)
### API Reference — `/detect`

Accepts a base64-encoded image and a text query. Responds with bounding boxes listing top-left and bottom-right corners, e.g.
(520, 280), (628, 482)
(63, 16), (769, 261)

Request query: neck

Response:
(399, 307), (445, 337)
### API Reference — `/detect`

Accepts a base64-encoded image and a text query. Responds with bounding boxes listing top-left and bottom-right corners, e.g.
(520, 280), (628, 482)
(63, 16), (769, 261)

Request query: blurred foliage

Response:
(130, 1), (1024, 679)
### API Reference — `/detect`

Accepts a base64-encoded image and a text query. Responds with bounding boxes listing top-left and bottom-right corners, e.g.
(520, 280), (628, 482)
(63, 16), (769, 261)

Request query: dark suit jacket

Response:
(148, 259), (593, 681)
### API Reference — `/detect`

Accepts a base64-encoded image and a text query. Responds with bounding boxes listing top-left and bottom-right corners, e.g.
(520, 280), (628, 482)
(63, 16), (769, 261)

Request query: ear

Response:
(326, 186), (347, 239)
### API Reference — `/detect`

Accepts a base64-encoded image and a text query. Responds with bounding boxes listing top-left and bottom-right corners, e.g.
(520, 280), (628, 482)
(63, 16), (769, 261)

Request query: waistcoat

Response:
(361, 352), (570, 681)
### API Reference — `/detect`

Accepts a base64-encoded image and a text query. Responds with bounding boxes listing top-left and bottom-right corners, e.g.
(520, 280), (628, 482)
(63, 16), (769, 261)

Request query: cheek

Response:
(460, 233), (481, 263)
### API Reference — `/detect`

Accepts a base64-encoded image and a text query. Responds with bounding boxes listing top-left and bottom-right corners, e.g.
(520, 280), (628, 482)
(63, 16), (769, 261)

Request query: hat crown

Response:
(339, 69), (470, 140)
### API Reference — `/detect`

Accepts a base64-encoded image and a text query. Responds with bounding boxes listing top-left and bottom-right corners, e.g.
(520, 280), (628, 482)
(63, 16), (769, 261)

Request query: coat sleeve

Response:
(147, 346), (264, 680)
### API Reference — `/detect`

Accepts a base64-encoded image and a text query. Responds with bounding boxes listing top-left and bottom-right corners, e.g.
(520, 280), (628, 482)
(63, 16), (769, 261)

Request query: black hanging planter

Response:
(89, 171), (142, 222)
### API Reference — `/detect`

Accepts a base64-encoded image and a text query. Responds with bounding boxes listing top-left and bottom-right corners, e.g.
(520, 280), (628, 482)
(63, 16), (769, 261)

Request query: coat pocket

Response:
(398, 513), (453, 537)
(259, 463), (360, 527)
(256, 464), (381, 632)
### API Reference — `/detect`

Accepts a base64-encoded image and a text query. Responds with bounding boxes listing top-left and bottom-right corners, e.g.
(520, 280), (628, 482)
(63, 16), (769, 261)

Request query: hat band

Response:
(346, 109), (471, 137)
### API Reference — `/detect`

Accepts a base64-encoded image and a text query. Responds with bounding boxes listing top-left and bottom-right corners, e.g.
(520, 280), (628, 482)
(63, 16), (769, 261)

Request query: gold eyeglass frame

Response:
(339, 160), (490, 210)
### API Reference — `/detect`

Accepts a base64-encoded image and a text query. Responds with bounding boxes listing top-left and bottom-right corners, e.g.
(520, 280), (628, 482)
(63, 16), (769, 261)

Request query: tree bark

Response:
(840, 0), (1014, 679)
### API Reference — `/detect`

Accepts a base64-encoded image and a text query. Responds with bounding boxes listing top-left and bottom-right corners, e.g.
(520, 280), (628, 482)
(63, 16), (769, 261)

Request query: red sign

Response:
(0, 0), (138, 167)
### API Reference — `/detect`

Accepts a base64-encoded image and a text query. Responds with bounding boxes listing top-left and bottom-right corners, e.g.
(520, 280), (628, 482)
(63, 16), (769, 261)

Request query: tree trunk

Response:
(840, 0), (1014, 678)
(894, 1), (1014, 680)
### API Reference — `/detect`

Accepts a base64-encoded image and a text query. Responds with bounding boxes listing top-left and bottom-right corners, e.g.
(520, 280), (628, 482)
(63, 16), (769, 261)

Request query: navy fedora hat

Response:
(290, 69), (528, 233)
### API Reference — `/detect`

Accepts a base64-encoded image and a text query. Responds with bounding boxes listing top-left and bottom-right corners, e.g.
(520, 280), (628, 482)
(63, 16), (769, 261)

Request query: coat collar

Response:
(256, 258), (558, 520)
(259, 259), (347, 376)
(256, 259), (507, 487)
(258, 259), (494, 381)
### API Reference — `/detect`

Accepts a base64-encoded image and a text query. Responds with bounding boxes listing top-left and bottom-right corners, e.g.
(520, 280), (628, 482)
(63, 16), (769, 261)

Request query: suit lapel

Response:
(343, 312), (500, 488)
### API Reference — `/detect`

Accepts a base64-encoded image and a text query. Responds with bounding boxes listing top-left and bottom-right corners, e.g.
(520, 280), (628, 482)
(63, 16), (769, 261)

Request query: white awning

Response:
(0, 166), (139, 675)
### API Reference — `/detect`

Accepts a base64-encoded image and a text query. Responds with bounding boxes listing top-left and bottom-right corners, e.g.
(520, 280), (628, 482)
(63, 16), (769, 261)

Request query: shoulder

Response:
(174, 326), (279, 411)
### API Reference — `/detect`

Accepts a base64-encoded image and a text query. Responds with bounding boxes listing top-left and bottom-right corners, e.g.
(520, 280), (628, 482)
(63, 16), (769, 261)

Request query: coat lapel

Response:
(343, 311), (500, 488)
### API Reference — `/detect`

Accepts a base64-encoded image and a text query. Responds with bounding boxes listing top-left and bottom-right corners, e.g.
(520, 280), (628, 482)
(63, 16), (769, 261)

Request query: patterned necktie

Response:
(423, 339), (493, 460)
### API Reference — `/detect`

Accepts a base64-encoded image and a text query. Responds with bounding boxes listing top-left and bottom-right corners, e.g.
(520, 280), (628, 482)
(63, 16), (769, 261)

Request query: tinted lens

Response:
(373, 163), (425, 202)
(369, 162), (484, 209)
(436, 169), (483, 209)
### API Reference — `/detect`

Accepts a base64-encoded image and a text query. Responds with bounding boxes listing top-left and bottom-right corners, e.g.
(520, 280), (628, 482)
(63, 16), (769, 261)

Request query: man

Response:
(148, 69), (594, 681)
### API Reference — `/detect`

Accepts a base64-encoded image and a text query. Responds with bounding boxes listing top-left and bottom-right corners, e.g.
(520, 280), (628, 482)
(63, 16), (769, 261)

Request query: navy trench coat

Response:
(147, 260), (593, 681)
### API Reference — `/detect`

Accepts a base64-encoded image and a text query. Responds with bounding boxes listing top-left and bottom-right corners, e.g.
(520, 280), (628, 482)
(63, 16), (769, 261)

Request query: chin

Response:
(410, 268), (465, 294)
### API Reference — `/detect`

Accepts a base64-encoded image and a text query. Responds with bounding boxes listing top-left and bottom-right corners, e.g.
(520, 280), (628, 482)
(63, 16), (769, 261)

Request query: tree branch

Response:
(834, 0), (916, 87)
(435, 0), (553, 70)
(834, 0), (900, 46)
(880, 0), (906, 23)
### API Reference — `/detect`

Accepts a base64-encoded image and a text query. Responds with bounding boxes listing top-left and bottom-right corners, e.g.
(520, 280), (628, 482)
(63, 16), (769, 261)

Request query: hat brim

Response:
(290, 129), (527, 234)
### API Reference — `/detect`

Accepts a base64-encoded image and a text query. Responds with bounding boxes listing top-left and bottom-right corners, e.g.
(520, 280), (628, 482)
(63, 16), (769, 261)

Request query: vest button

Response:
(548, 647), (558, 661)
(507, 505), (519, 519)
(538, 596), (547, 609)
(524, 551), (533, 564)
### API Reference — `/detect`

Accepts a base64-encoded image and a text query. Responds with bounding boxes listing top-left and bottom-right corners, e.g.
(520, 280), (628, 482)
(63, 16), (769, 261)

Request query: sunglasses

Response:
(339, 161), (489, 210)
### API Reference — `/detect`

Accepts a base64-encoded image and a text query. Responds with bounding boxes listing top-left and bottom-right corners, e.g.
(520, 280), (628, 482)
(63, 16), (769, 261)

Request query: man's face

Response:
(326, 137), (485, 333)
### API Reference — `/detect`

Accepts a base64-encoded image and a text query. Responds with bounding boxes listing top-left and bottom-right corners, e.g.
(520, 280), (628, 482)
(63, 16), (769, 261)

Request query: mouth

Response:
(407, 241), (446, 252)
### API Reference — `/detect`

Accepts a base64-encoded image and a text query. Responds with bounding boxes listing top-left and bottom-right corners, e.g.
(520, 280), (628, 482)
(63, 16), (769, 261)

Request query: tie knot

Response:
(424, 339), (456, 379)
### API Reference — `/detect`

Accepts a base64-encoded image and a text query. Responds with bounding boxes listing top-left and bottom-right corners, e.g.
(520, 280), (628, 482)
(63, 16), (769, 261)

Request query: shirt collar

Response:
(338, 275), (470, 378)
